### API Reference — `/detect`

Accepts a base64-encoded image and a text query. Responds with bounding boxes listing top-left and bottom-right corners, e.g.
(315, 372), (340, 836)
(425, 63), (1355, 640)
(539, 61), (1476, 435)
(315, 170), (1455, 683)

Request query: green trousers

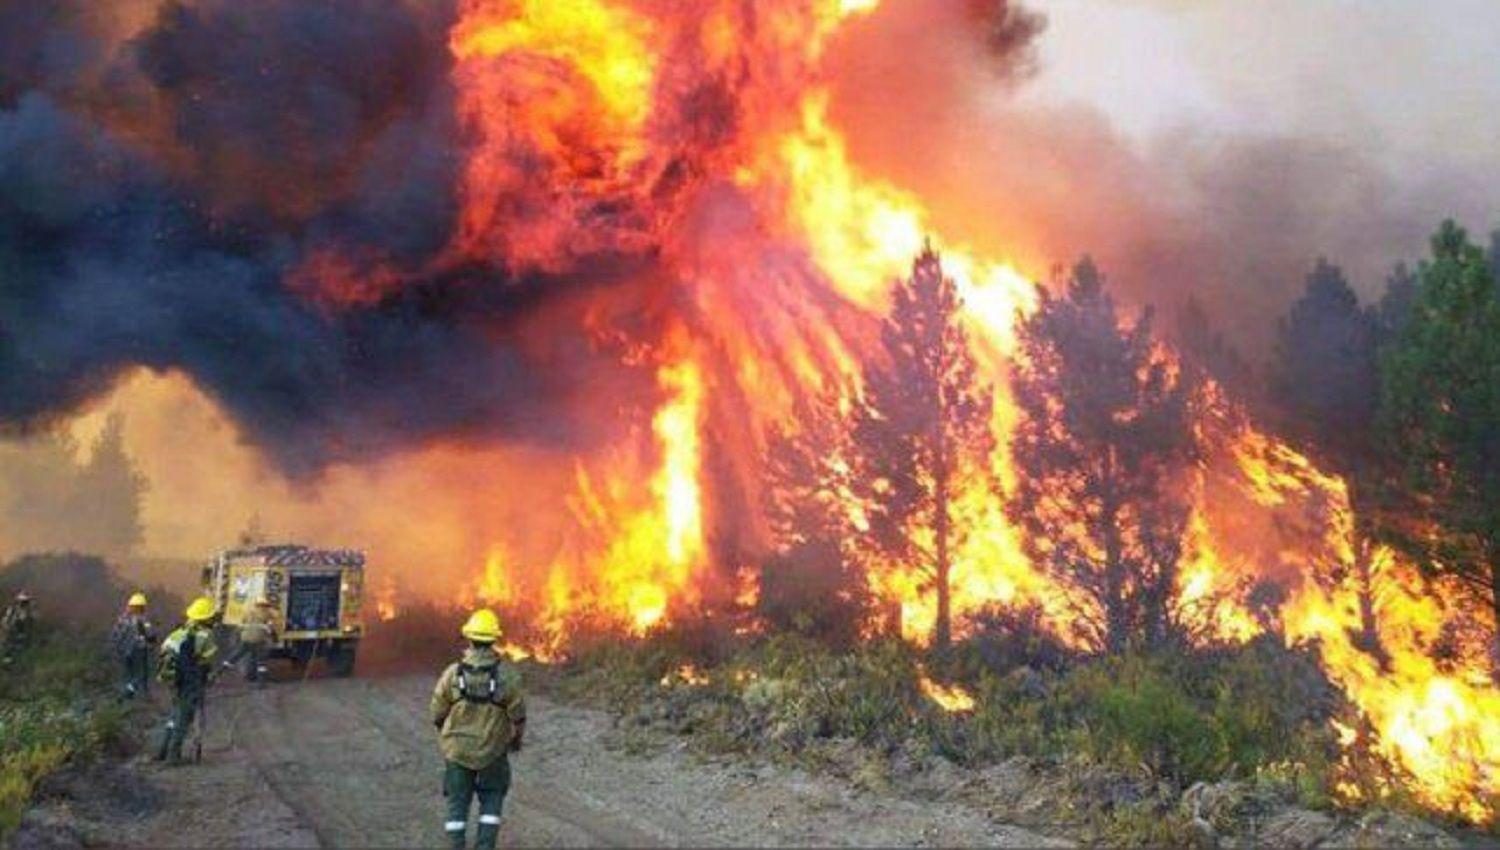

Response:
(121, 649), (150, 698)
(156, 686), (203, 763)
(443, 757), (510, 850)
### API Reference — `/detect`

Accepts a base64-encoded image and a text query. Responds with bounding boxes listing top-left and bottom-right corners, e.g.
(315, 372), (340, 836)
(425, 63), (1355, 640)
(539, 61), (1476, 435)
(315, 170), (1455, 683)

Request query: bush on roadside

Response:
(969, 640), (1341, 790)
(0, 626), (126, 838)
(757, 547), (870, 648)
(952, 603), (1078, 676)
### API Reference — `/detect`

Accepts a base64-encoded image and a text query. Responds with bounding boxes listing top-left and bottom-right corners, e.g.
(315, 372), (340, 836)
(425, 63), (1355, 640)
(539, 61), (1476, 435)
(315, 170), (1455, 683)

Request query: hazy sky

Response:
(1024, 0), (1500, 175)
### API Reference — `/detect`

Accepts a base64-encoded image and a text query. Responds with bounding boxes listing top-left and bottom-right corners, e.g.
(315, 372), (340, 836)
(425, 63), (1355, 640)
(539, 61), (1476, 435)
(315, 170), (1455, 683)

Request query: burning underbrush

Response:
(525, 622), (1470, 846)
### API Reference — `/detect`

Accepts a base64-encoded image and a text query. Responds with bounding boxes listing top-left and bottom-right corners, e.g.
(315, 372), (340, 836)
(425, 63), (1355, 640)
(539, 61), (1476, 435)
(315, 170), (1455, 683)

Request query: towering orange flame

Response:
(287, 0), (1500, 822)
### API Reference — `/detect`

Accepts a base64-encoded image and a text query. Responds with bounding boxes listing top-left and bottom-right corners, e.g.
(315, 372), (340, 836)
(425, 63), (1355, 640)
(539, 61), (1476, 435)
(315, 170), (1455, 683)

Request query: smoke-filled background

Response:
(829, 0), (1500, 356)
(1, 0), (1497, 580)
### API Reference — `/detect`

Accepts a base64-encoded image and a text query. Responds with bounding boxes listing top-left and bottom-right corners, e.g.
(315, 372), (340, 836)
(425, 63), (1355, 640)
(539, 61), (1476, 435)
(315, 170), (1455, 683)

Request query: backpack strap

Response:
(455, 662), (501, 705)
(177, 629), (198, 678)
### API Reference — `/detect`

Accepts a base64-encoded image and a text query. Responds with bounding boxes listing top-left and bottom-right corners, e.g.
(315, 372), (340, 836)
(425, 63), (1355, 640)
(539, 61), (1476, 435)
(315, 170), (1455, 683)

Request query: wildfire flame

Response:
(1227, 420), (1500, 821)
(416, 0), (1499, 822)
(374, 576), (399, 623)
(919, 672), (977, 713)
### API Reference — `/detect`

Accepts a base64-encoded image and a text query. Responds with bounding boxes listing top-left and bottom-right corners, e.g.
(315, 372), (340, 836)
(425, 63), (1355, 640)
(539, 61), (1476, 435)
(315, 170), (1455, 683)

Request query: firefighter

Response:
(156, 596), (219, 765)
(226, 597), (276, 682)
(1, 591), (35, 663)
(111, 592), (158, 698)
(429, 609), (525, 850)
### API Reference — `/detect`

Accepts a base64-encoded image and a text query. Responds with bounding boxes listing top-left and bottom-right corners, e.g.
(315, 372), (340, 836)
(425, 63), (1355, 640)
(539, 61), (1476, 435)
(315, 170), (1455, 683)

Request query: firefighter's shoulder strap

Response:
(161, 626), (201, 682)
(454, 662), (501, 705)
(175, 628), (200, 680)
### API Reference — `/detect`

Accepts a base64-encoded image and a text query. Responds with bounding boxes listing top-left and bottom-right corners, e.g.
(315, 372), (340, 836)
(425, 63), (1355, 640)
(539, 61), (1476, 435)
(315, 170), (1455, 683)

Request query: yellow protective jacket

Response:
(158, 622), (218, 685)
(429, 646), (525, 770)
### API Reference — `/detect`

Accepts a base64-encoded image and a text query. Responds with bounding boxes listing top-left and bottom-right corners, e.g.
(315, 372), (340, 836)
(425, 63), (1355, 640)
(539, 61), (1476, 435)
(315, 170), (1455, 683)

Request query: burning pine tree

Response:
(852, 248), (997, 650)
(760, 389), (869, 646)
(1008, 259), (1199, 653)
(764, 248), (995, 649)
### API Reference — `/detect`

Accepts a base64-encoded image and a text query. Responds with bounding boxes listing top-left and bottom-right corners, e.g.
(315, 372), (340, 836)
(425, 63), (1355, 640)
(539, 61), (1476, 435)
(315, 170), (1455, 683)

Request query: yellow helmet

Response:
(461, 609), (501, 642)
(128, 592), (148, 608)
(185, 596), (217, 623)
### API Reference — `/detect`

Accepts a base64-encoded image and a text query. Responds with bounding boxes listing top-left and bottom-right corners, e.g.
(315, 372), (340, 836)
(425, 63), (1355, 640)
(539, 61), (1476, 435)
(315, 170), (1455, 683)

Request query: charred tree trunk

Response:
(1100, 449), (1128, 654)
(1141, 563), (1169, 650)
(1352, 534), (1391, 672)
(933, 442), (953, 651)
(1490, 552), (1500, 685)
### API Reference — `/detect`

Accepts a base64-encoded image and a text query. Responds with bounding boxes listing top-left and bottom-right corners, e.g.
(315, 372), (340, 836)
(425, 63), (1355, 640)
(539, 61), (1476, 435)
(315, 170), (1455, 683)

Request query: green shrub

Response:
(953, 604), (1077, 676)
(1066, 655), (1223, 784)
(0, 626), (125, 838)
(557, 628), (1344, 828)
(970, 647), (1340, 792)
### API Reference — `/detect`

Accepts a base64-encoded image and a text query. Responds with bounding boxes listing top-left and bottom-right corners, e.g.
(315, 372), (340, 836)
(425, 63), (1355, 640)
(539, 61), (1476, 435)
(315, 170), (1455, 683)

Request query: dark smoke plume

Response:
(7, 0), (1487, 481)
(0, 0), (648, 473)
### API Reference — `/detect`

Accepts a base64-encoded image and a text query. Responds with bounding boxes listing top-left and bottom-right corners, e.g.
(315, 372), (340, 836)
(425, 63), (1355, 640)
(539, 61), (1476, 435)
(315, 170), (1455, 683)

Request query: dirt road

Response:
(23, 675), (1065, 848)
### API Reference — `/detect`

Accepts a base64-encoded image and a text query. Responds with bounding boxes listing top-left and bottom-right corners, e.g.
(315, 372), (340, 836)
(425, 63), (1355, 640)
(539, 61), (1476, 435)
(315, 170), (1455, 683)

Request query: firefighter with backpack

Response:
(1, 591), (34, 664)
(429, 609), (525, 850)
(111, 592), (158, 699)
(156, 596), (219, 765)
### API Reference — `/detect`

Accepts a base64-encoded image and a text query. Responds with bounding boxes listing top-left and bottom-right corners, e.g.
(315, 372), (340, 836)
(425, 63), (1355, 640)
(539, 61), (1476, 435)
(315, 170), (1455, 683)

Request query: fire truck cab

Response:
(202, 544), (365, 676)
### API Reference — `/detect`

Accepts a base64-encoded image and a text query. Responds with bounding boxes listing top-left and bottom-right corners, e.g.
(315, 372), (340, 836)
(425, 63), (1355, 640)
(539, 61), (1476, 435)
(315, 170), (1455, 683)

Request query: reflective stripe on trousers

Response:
(443, 758), (509, 850)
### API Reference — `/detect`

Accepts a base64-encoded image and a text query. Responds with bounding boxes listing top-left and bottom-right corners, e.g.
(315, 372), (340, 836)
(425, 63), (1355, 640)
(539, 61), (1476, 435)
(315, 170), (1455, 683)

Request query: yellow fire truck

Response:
(202, 544), (365, 676)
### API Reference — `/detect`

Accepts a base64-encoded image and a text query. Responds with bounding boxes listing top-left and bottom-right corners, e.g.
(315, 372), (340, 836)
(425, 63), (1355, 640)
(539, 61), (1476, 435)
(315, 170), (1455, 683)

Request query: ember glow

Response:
(31, 0), (1497, 824)
(660, 664), (710, 687)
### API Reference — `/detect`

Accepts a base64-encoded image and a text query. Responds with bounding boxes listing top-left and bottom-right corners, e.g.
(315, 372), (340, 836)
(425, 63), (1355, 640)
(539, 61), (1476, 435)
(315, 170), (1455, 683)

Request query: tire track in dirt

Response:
(237, 678), (435, 847)
(232, 675), (666, 848)
(343, 677), (669, 847)
(85, 673), (1063, 848)
(366, 677), (672, 850)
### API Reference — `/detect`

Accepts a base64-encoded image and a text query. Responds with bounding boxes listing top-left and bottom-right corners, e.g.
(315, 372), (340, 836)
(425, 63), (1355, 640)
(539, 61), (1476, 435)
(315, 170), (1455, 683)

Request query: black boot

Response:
(475, 819), (500, 850)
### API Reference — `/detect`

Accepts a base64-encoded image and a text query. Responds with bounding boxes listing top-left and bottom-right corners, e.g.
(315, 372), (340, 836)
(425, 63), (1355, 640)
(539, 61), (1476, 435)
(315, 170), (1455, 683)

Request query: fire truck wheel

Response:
(327, 643), (357, 678)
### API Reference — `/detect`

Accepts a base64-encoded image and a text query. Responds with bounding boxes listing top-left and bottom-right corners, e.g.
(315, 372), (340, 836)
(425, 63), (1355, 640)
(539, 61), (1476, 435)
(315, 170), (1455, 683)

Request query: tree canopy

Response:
(1377, 221), (1500, 633)
(852, 247), (995, 648)
(1009, 259), (1199, 653)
